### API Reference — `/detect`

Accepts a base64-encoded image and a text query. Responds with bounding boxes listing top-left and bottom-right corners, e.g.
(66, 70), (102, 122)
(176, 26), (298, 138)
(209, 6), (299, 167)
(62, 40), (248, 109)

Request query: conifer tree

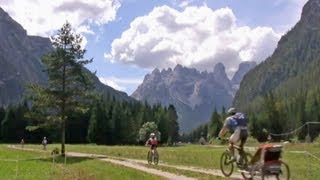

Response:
(27, 22), (93, 155)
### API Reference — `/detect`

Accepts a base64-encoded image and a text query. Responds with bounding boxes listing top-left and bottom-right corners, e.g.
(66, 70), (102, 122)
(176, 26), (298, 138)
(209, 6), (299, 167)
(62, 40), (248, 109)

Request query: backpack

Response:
(232, 112), (247, 127)
(227, 112), (248, 130)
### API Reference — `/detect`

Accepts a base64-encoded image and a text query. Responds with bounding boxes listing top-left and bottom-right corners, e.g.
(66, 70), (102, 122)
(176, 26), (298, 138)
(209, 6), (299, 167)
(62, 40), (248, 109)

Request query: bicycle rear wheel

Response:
(241, 152), (253, 179)
(220, 151), (234, 177)
(261, 161), (290, 180)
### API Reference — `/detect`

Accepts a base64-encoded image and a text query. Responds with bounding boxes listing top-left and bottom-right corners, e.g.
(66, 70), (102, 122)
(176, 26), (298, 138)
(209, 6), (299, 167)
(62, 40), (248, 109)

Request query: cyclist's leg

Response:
(239, 129), (248, 150)
(229, 129), (240, 157)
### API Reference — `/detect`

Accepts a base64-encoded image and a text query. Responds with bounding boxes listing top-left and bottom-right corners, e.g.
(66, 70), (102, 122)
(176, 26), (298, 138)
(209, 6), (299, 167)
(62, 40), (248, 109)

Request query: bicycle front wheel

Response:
(154, 151), (159, 165)
(147, 151), (152, 164)
(220, 151), (234, 177)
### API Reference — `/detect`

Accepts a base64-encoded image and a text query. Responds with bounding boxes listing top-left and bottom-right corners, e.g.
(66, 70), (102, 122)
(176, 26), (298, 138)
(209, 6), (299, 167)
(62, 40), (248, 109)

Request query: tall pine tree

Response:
(27, 22), (93, 155)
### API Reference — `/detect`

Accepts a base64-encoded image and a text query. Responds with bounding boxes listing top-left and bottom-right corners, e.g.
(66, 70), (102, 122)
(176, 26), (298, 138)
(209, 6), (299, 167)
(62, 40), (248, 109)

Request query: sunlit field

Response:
(0, 145), (161, 179)
(22, 142), (320, 179)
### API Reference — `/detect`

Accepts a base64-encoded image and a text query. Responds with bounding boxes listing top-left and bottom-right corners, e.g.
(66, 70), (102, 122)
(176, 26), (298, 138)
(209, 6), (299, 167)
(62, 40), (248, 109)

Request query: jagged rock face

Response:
(0, 7), (133, 106)
(231, 61), (257, 88)
(132, 64), (236, 132)
(132, 61), (257, 132)
(0, 7), (51, 106)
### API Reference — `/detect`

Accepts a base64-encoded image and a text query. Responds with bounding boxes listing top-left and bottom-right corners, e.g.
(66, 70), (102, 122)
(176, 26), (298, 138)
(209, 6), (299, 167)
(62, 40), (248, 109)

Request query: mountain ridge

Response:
(0, 7), (133, 106)
(132, 62), (255, 132)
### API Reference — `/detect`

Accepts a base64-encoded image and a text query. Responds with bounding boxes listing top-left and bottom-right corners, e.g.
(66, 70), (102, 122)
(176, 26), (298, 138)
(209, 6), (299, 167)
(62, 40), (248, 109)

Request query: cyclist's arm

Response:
(145, 139), (150, 146)
(218, 126), (229, 138)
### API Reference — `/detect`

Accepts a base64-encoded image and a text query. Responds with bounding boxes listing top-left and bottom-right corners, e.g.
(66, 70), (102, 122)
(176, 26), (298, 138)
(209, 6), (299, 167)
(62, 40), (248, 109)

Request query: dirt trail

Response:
(7, 146), (194, 180)
(65, 151), (243, 179)
(8, 145), (245, 179)
(66, 152), (194, 180)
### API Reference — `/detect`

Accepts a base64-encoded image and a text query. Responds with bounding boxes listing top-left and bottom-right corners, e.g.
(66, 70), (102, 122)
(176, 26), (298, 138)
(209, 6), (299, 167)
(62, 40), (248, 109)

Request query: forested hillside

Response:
(233, 0), (320, 141)
(0, 95), (179, 145)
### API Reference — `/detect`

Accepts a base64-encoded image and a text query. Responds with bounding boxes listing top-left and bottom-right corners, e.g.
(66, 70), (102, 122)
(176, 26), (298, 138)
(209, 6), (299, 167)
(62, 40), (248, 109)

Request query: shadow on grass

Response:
(25, 156), (93, 165)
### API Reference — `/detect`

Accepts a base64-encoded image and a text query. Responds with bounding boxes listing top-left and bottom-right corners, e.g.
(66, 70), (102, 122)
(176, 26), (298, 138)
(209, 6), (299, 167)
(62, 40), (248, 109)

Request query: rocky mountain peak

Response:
(213, 62), (225, 74)
(213, 62), (230, 85)
(231, 61), (256, 86)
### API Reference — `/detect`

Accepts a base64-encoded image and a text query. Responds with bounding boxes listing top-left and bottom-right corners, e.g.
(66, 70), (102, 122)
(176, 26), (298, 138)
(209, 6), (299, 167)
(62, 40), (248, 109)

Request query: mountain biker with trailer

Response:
(218, 107), (249, 160)
(218, 107), (253, 179)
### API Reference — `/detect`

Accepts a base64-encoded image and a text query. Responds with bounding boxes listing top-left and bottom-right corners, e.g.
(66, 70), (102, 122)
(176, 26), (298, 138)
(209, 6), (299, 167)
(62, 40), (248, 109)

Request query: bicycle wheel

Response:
(261, 161), (290, 180)
(220, 151), (234, 177)
(147, 151), (152, 164)
(241, 152), (253, 179)
(154, 151), (159, 165)
(250, 163), (262, 180)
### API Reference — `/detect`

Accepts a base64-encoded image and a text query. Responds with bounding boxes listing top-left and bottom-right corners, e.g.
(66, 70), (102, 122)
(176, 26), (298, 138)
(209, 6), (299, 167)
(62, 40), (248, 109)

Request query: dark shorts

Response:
(150, 144), (157, 150)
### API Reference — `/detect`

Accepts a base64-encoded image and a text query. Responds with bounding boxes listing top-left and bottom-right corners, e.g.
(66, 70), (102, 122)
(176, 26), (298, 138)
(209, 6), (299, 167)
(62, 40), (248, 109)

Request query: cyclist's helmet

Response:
(227, 107), (236, 115)
(150, 133), (155, 138)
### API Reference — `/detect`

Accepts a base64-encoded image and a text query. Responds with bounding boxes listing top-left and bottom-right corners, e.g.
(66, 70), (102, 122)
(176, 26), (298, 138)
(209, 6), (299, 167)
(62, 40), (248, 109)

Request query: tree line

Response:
(0, 97), (179, 145)
(183, 88), (320, 143)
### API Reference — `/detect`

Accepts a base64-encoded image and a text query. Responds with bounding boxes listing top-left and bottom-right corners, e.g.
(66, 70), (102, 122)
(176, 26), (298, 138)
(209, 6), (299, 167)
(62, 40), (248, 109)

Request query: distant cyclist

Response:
(146, 133), (158, 153)
(42, 137), (47, 150)
(218, 107), (248, 155)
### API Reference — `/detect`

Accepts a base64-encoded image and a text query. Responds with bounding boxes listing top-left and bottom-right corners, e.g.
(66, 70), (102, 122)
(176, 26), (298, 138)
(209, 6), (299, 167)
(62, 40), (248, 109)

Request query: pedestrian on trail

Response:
(42, 137), (47, 150)
(20, 139), (24, 148)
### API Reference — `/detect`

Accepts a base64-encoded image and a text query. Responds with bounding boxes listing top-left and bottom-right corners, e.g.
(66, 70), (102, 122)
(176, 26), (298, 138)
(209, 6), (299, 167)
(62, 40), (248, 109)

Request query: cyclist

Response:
(218, 107), (248, 160)
(146, 133), (158, 153)
(42, 137), (47, 150)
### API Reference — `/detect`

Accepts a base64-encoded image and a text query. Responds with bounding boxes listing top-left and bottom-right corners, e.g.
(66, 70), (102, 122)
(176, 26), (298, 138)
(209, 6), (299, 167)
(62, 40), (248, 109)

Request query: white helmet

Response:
(227, 107), (236, 115)
(150, 133), (155, 137)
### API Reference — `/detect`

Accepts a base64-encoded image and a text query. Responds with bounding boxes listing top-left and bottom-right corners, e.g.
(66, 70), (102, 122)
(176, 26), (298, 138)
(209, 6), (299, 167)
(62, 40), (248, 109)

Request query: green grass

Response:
(0, 145), (161, 179)
(53, 144), (320, 179)
(143, 164), (228, 180)
(21, 143), (320, 179)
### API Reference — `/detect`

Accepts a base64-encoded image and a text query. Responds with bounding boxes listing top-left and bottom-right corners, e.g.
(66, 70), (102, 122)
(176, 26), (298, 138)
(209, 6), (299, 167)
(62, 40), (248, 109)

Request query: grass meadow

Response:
(5, 142), (320, 179)
(0, 145), (161, 179)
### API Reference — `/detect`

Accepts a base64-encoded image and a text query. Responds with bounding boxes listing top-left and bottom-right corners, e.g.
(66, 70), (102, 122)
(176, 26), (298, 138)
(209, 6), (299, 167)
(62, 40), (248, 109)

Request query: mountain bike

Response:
(147, 148), (159, 165)
(219, 139), (252, 179)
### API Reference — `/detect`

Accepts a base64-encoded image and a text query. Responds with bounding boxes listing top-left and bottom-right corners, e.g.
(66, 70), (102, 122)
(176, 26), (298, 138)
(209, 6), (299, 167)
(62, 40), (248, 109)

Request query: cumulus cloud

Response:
(0, 0), (120, 37)
(99, 76), (143, 91)
(106, 5), (281, 76)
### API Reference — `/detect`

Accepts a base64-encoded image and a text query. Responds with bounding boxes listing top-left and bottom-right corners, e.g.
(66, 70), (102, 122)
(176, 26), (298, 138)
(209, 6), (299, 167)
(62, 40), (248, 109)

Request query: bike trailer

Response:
(251, 144), (283, 174)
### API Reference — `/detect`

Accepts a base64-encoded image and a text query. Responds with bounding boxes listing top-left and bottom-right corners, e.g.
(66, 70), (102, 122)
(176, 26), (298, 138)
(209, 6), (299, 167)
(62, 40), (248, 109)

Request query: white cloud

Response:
(273, 0), (308, 33)
(106, 5), (281, 76)
(0, 0), (120, 37)
(178, 0), (194, 8)
(98, 76), (143, 91)
(99, 77), (125, 91)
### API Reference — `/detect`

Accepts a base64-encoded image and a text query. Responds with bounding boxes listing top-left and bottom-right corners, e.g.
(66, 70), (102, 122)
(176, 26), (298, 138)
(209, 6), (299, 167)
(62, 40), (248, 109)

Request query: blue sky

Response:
(1, 0), (307, 95)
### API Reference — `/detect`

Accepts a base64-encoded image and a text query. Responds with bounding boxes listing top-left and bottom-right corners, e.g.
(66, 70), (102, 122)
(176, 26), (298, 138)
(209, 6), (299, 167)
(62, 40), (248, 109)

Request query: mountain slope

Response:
(0, 7), (132, 106)
(233, 0), (320, 111)
(0, 7), (51, 105)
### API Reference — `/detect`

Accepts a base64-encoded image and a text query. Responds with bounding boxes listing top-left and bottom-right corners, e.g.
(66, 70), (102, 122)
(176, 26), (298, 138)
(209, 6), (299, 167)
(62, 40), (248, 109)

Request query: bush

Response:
(51, 147), (60, 155)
